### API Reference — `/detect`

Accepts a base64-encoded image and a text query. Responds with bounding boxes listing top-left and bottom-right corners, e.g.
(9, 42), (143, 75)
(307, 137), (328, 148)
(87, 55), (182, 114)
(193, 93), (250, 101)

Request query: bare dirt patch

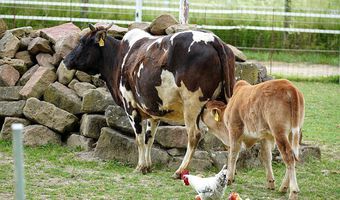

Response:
(251, 60), (340, 77)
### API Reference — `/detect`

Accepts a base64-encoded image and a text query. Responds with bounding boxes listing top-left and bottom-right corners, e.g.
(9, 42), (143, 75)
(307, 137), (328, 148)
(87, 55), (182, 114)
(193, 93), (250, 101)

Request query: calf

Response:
(202, 79), (304, 200)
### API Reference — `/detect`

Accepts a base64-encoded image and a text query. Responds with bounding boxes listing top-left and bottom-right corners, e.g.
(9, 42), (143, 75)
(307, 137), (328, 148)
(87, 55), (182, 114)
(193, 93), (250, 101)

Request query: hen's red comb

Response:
(180, 169), (189, 180)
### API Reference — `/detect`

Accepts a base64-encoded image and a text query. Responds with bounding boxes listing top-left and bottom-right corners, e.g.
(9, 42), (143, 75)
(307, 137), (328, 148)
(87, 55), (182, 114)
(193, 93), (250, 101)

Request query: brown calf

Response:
(202, 79), (304, 200)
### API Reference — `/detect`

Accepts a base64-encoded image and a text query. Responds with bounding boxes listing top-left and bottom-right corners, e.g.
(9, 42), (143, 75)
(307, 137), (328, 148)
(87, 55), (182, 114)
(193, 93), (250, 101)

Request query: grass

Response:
(0, 81), (339, 199)
(243, 50), (340, 66)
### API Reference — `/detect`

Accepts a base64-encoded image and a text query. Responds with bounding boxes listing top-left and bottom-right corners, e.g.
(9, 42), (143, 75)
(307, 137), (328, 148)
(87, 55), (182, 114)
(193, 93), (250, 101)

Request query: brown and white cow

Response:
(202, 79), (304, 200)
(64, 24), (235, 178)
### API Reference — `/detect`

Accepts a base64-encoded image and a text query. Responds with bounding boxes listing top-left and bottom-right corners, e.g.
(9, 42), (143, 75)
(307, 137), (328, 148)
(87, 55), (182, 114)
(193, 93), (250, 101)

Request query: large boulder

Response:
(40, 22), (81, 44)
(9, 27), (33, 38)
(66, 134), (95, 151)
(155, 126), (188, 148)
(18, 64), (39, 86)
(73, 82), (96, 97)
(27, 37), (53, 55)
(0, 57), (26, 75)
(235, 62), (272, 85)
(53, 33), (80, 65)
(0, 100), (26, 117)
(149, 14), (178, 35)
(95, 23), (128, 38)
(44, 82), (82, 114)
(165, 24), (196, 35)
(0, 117), (31, 140)
(95, 127), (170, 166)
(0, 31), (20, 58)
(0, 18), (7, 38)
(105, 105), (133, 136)
(81, 88), (115, 113)
(75, 70), (92, 82)
(80, 114), (107, 139)
(23, 125), (61, 146)
(0, 86), (23, 101)
(0, 64), (20, 86)
(128, 22), (150, 32)
(36, 53), (54, 70)
(23, 97), (78, 134)
(226, 44), (247, 62)
(19, 37), (32, 50)
(91, 74), (106, 87)
(19, 67), (57, 99)
(15, 51), (33, 68)
(56, 61), (75, 85)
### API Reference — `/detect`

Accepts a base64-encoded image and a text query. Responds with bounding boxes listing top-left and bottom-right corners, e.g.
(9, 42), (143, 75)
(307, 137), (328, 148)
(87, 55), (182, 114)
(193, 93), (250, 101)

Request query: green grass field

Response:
(0, 81), (339, 199)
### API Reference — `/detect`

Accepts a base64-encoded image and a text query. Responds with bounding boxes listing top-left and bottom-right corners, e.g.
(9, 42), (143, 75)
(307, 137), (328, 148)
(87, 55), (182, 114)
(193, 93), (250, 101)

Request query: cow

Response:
(201, 79), (304, 200)
(64, 24), (235, 178)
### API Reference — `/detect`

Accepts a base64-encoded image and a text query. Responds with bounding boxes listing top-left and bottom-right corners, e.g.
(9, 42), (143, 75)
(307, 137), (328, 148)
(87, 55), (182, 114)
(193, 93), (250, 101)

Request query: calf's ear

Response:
(212, 108), (222, 122)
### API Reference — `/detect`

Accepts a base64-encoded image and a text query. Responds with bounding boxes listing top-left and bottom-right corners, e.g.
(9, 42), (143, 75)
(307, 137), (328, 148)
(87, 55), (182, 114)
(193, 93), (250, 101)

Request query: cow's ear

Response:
(95, 31), (107, 47)
(89, 24), (96, 32)
(211, 108), (221, 122)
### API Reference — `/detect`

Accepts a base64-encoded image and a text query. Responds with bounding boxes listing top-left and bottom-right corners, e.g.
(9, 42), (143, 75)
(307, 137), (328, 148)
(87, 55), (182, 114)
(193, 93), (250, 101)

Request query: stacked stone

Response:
(0, 19), (318, 172)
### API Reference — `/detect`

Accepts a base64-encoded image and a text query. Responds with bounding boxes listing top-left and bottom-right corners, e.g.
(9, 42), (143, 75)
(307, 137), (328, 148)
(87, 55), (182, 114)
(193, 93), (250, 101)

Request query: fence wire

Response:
(1, 0), (339, 79)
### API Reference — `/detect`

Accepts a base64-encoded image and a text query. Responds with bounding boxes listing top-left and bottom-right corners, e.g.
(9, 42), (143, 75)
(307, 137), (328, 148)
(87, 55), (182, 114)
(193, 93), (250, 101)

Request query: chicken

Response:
(182, 165), (228, 200)
(228, 192), (242, 200)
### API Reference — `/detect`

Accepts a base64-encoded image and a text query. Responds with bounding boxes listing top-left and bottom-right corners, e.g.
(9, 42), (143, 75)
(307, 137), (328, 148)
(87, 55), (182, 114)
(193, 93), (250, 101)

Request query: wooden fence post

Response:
(179, 0), (189, 24)
(135, 0), (143, 22)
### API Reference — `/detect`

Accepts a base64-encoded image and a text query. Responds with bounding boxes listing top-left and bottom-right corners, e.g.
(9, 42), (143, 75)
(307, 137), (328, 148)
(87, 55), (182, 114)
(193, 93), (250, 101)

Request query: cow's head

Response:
(64, 23), (113, 75)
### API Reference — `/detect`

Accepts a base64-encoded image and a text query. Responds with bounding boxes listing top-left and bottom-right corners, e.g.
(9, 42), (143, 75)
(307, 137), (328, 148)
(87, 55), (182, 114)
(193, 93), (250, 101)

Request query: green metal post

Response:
(12, 123), (25, 200)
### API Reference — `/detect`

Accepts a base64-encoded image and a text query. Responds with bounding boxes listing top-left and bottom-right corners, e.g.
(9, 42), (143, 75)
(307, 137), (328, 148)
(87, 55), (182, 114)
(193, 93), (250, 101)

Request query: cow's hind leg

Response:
(144, 119), (160, 173)
(260, 138), (275, 190)
(173, 102), (204, 179)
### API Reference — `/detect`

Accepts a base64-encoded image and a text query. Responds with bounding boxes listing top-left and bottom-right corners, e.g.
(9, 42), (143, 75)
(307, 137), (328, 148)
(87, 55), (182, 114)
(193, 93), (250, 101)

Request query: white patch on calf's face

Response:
(188, 31), (215, 52)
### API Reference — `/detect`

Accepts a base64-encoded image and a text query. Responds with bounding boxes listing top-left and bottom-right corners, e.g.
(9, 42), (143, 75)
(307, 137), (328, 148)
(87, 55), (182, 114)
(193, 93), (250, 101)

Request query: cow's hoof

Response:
(267, 180), (275, 190)
(172, 172), (181, 179)
(289, 191), (299, 200)
(134, 165), (150, 175)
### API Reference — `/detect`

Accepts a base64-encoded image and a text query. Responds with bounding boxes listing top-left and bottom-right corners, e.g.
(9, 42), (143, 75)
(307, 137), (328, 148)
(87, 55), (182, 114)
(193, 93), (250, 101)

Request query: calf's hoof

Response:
(289, 191), (299, 200)
(279, 186), (288, 193)
(267, 180), (275, 190)
(227, 179), (234, 185)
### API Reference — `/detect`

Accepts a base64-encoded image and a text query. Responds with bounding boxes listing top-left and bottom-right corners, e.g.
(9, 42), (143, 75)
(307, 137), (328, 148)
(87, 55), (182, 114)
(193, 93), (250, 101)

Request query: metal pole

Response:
(179, 0), (189, 24)
(12, 123), (25, 200)
(135, 0), (142, 22)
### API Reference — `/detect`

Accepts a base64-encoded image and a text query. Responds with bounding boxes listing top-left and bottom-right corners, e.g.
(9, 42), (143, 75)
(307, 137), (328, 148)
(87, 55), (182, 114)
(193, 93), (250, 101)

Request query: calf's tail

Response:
(289, 86), (305, 161)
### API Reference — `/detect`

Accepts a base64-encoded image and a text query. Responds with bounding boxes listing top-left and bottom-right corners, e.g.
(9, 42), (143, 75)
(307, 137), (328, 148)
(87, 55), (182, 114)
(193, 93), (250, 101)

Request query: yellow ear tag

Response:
(99, 37), (105, 47)
(214, 112), (220, 122)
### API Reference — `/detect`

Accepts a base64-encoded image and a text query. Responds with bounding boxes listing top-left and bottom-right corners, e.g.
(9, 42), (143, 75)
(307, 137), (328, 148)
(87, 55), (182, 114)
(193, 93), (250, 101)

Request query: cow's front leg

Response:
(127, 110), (148, 174)
(144, 119), (160, 173)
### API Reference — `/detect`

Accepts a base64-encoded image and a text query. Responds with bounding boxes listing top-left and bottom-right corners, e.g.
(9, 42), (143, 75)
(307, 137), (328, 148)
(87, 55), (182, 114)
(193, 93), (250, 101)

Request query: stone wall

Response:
(0, 16), (319, 172)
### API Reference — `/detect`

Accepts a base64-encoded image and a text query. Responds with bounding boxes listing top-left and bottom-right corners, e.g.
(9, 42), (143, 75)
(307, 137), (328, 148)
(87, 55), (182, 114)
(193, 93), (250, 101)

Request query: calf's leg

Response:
(227, 127), (242, 185)
(260, 138), (275, 190)
(276, 134), (299, 200)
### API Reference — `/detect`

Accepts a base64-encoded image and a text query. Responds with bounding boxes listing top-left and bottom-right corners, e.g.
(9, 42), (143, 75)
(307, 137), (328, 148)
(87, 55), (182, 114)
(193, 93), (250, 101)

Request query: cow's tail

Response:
(289, 85), (305, 161)
(213, 38), (235, 103)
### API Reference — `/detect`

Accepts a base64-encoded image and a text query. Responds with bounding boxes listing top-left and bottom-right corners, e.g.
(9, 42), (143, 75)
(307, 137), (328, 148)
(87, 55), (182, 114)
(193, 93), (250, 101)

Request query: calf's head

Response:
(64, 23), (112, 75)
(202, 100), (229, 145)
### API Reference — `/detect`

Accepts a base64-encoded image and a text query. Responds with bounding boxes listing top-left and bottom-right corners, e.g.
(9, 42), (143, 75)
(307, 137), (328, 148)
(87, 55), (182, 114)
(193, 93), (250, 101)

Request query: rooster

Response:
(181, 165), (228, 200)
